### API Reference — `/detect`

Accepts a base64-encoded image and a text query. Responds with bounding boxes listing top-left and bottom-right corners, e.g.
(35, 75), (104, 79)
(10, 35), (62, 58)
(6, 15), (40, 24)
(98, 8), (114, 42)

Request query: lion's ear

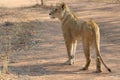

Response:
(61, 2), (66, 9)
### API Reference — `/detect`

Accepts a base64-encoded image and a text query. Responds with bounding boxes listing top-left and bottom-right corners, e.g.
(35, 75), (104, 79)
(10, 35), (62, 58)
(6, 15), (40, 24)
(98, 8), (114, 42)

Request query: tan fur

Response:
(49, 2), (111, 72)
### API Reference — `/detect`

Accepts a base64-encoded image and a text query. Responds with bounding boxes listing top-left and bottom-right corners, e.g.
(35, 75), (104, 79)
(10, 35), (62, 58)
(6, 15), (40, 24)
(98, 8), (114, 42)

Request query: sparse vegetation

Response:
(0, 0), (120, 80)
(0, 21), (36, 74)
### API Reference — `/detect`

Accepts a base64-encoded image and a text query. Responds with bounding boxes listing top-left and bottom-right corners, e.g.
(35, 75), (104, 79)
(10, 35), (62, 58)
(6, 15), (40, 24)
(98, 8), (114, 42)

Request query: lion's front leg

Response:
(64, 39), (77, 65)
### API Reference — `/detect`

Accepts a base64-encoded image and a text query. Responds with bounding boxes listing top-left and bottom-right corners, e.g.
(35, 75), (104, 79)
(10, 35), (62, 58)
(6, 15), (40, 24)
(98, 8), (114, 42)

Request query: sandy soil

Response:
(0, 0), (120, 80)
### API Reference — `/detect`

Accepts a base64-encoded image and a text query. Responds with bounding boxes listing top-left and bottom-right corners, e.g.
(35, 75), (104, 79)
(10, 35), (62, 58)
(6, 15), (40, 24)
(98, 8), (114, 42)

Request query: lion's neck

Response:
(61, 10), (78, 26)
(61, 11), (69, 25)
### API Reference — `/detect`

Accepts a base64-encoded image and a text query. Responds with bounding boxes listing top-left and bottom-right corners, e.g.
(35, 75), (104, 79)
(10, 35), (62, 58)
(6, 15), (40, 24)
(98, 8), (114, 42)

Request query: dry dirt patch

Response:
(0, 0), (120, 80)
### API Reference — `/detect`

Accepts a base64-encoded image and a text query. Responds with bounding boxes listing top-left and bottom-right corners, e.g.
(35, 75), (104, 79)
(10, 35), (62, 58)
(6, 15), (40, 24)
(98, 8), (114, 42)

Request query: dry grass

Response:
(0, 21), (37, 74)
(0, 0), (120, 79)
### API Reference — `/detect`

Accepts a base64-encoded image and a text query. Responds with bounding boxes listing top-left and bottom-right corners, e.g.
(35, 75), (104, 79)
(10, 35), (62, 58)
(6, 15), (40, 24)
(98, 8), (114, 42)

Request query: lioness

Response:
(49, 2), (111, 73)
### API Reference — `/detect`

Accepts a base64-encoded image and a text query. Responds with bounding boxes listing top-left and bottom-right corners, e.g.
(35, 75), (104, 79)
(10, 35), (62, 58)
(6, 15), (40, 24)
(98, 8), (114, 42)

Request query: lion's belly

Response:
(71, 25), (94, 45)
(75, 35), (82, 41)
(70, 24), (83, 40)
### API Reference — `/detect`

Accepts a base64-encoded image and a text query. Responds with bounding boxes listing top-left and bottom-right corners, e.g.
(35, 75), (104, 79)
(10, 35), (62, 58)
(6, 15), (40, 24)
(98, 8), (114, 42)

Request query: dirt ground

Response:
(0, 0), (120, 80)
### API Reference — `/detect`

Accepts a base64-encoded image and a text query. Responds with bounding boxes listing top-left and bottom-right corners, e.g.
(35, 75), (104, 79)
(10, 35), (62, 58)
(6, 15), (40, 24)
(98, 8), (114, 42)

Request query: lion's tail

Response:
(88, 19), (111, 72)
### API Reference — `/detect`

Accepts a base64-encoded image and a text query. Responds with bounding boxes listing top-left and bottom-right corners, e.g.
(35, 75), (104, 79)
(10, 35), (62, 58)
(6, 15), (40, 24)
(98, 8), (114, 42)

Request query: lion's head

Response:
(49, 2), (67, 19)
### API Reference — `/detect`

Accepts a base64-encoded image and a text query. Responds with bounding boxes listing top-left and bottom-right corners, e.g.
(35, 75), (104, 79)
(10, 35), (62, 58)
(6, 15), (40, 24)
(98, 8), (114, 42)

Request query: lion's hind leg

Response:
(81, 39), (91, 70)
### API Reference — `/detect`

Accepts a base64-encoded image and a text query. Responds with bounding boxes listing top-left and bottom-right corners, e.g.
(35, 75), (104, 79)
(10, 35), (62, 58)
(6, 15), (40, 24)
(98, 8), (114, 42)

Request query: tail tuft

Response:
(108, 68), (111, 72)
